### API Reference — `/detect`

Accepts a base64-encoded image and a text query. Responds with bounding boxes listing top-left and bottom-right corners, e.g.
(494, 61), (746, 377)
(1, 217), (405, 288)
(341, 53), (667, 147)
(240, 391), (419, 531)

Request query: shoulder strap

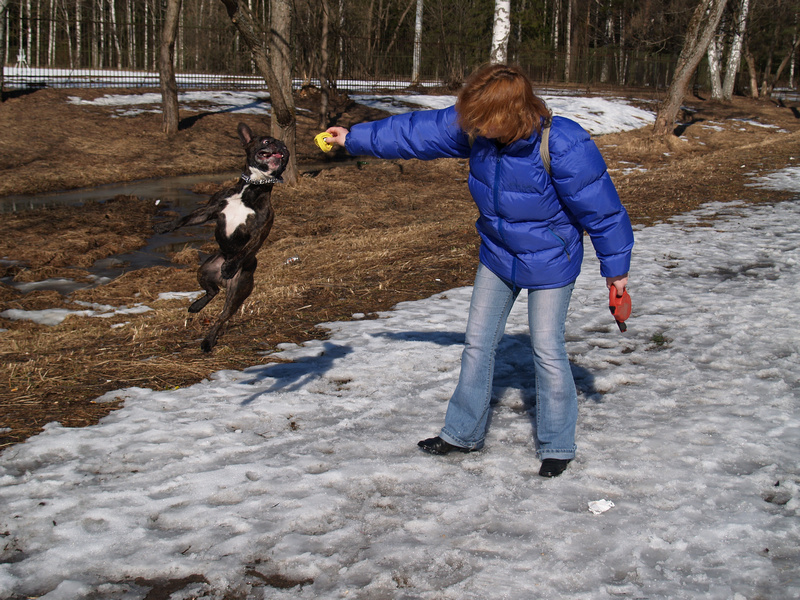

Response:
(540, 116), (552, 175)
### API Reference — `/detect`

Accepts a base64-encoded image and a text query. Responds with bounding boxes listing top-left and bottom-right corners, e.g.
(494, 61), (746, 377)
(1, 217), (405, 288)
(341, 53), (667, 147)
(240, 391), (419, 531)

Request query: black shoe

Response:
(539, 458), (571, 478)
(418, 436), (472, 455)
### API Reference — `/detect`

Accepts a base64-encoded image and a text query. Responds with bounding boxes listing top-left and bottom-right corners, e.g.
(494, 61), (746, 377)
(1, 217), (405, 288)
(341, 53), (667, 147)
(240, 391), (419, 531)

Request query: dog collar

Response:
(240, 173), (282, 185)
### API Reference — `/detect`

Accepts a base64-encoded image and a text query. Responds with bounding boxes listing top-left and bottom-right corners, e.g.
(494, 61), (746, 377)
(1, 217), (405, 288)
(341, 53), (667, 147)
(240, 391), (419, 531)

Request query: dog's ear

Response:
(237, 123), (253, 146)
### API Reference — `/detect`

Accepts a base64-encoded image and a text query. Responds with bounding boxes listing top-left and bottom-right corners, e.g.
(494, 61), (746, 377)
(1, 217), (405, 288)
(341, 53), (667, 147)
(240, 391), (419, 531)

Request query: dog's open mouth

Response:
(256, 149), (285, 172)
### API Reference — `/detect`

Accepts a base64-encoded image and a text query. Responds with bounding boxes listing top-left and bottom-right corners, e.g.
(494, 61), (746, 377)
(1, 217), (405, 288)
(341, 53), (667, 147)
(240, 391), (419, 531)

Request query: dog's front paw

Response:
(221, 260), (240, 279)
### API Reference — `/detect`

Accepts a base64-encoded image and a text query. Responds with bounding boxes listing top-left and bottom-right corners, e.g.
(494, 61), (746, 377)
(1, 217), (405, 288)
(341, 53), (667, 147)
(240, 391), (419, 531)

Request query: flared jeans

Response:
(439, 263), (578, 459)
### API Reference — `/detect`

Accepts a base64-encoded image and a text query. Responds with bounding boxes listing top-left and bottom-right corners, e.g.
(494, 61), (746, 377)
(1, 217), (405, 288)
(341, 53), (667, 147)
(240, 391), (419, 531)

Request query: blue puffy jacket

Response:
(345, 105), (634, 289)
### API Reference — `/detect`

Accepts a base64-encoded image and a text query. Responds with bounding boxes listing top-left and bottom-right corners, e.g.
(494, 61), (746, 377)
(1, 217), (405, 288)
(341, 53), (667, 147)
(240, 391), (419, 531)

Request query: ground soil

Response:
(1, 85), (799, 449)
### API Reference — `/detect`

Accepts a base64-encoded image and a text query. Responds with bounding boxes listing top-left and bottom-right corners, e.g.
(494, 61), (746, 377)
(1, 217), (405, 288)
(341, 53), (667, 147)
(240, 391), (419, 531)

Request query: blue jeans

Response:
(439, 263), (578, 459)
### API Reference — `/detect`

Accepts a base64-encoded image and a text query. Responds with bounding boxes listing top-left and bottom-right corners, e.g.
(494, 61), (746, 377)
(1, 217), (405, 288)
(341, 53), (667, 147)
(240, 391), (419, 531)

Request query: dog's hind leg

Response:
(189, 254), (224, 314)
(200, 257), (257, 353)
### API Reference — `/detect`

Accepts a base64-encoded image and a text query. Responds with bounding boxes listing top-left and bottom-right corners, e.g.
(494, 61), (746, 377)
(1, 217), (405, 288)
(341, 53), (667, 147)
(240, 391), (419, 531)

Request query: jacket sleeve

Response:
(548, 117), (634, 278)
(345, 105), (472, 160)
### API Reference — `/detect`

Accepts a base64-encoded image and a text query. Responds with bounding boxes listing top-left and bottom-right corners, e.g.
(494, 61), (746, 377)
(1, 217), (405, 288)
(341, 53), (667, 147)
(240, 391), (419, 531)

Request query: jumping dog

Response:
(155, 122), (289, 352)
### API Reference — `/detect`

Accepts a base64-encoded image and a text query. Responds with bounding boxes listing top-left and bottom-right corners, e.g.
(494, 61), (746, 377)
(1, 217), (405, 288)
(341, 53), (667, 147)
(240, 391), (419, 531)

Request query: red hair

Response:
(456, 64), (550, 144)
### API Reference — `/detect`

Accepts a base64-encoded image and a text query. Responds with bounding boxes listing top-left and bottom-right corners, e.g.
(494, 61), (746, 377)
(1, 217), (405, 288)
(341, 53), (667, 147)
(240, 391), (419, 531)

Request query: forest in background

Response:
(0, 0), (798, 95)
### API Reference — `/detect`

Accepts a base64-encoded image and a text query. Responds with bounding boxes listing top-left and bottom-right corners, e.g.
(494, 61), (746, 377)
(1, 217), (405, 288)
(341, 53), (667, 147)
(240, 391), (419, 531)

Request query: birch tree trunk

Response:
(707, 28), (724, 100)
(338, 0), (344, 79)
(564, 0), (573, 81)
(219, 0), (297, 183)
(126, 0), (134, 68)
(159, 0), (182, 135)
(194, 0), (203, 71)
(48, 0), (56, 65)
(177, 1), (184, 70)
(26, 0), (32, 67)
(412, 0), (423, 83)
(490, 0), (510, 64)
(75, 0), (82, 66)
(600, 5), (612, 83)
(0, 0), (9, 98)
(93, 0), (100, 68)
(108, 0), (122, 68)
(552, 0), (560, 52)
(653, 0), (728, 137)
(144, 0), (149, 70)
(60, 0), (75, 68)
(722, 0), (750, 100)
(617, 11), (626, 84)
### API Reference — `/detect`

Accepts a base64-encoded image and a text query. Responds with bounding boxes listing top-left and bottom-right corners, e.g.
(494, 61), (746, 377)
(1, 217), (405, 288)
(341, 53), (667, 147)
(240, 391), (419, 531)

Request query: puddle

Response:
(0, 172), (243, 214)
(0, 156), (362, 213)
(1, 160), (361, 294)
(1, 172), (243, 294)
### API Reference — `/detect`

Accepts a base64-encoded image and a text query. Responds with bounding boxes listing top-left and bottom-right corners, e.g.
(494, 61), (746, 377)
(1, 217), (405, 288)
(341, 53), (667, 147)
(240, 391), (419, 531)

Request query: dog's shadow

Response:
(239, 341), (353, 404)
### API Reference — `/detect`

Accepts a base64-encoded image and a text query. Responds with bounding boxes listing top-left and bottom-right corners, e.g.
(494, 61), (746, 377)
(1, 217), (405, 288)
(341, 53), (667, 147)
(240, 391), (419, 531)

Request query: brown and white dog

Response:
(155, 122), (289, 352)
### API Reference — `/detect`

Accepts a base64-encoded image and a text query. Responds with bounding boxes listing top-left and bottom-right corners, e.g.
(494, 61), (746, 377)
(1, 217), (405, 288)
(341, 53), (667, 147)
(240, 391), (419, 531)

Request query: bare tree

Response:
(220, 0), (297, 183)
(48, 0), (56, 64)
(552, 0), (561, 52)
(159, 0), (182, 135)
(564, 0), (574, 81)
(653, 0), (728, 136)
(707, 15), (725, 99)
(760, 32), (800, 97)
(0, 0), (9, 99)
(722, 0), (750, 100)
(412, 0), (423, 84)
(75, 0), (83, 67)
(269, 0), (292, 135)
(743, 40), (760, 98)
(107, 0), (122, 68)
(26, 0), (32, 67)
(318, 0), (331, 128)
(490, 0), (510, 63)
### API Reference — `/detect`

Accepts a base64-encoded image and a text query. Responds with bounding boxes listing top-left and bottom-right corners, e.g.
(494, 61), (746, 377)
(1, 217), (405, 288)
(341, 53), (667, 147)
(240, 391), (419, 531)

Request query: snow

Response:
(68, 90), (274, 117)
(349, 93), (655, 135)
(0, 301), (152, 326)
(67, 90), (654, 136)
(1, 97), (799, 599)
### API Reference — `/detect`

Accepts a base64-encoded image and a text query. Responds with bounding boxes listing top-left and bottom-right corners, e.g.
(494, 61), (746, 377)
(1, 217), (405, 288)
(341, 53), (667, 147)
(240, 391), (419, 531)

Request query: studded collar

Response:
(240, 173), (282, 185)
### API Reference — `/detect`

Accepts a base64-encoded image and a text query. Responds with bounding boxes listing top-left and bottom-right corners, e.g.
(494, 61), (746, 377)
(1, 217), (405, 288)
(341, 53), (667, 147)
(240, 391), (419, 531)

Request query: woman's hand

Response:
(324, 126), (349, 149)
(606, 274), (628, 296)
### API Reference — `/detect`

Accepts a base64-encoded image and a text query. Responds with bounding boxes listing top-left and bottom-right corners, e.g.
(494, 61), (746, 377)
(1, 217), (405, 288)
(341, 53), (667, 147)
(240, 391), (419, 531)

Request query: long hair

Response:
(456, 63), (550, 145)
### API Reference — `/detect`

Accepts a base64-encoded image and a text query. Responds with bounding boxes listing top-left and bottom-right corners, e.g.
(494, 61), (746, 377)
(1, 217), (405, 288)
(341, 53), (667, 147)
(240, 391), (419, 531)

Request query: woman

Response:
(324, 63), (633, 477)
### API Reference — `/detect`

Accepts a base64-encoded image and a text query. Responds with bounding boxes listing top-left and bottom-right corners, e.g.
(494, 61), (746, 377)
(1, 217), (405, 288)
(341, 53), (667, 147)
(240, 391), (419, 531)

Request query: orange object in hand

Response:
(608, 287), (632, 332)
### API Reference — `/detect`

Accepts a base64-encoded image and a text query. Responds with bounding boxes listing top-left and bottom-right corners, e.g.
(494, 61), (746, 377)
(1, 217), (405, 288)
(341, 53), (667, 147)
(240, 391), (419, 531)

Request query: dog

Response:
(155, 122), (289, 352)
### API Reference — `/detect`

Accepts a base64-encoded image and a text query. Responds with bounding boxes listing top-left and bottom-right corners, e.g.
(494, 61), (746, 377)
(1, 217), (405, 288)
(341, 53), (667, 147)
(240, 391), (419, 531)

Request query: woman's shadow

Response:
(374, 329), (601, 425)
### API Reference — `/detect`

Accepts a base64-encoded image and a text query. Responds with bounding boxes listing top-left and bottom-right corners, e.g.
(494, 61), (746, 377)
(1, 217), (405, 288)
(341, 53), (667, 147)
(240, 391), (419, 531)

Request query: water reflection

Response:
(1, 159), (361, 294)
(1, 172), (237, 293)
(0, 172), (238, 214)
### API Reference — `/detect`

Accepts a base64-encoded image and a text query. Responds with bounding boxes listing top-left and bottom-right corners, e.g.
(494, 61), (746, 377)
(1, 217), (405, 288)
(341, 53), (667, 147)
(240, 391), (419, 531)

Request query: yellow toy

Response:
(314, 131), (334, 152)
